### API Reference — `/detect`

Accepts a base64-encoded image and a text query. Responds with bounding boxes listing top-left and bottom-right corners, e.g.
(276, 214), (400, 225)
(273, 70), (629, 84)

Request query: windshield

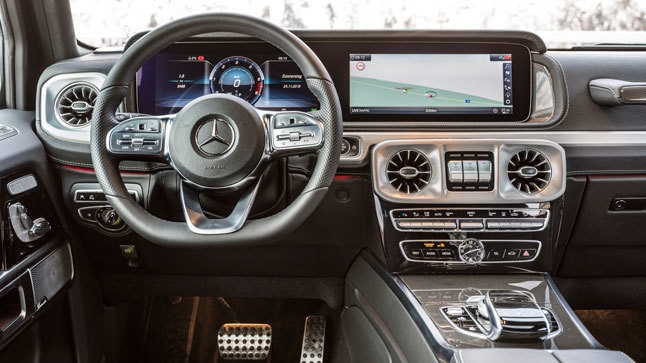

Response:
(70, 0), (646, 49)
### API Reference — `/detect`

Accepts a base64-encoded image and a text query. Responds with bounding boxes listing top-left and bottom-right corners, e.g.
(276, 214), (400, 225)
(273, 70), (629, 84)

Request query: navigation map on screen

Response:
(349, 53), (512, 115)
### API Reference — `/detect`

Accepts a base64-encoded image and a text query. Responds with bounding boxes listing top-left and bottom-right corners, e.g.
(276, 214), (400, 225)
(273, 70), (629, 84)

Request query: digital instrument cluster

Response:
(137, 49), (319, 115)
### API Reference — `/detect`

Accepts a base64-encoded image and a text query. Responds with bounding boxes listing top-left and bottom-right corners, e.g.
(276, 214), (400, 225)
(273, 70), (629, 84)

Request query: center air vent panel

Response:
(507, 149), (552, 194)
(55, 83), (98, 127)
(372, 139), (566, 204)
(386, 149), (431, 194)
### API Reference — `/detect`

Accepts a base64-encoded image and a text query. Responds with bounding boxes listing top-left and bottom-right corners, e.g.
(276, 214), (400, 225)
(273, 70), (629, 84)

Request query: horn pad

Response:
(168, 94), (265, 188)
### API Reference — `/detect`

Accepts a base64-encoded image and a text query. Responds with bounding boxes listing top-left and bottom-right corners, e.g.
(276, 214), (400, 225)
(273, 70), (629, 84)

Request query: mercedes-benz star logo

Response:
(195, 119), (235, 156)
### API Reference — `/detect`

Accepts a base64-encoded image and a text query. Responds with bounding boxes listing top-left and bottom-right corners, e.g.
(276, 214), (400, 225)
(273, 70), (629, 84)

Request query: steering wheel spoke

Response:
(106, 114), (175, 162)
(180, 178), (262, 235)
(259, 109), (325, 159)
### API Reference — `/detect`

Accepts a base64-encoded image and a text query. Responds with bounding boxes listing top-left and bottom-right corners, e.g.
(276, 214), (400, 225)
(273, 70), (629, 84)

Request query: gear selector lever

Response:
(466, 290), (551, 341)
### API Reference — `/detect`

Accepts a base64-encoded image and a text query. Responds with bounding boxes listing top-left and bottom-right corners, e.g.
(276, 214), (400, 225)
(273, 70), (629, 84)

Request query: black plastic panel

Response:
(560, 175), (646, 277)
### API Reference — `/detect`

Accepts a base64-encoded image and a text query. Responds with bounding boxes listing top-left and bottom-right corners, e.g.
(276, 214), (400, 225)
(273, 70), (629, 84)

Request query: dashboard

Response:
(135, 41), (532, 122)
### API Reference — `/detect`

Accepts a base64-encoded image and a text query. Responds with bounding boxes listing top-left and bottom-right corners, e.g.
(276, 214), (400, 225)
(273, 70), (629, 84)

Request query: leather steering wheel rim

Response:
(90, 13), (342, 247)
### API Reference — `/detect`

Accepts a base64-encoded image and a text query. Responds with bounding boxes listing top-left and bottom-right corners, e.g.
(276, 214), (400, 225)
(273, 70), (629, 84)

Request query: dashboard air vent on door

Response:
(55, 83), (98, 127)
(386, 149), (431, 194)
(507, 149), (552, 194)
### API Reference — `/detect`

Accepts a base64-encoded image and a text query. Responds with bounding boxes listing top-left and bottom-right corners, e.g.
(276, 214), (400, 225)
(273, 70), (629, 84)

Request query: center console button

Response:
(462, 160), (478, 182)
(487, 249), (505, 261)
(519, 249), (537, 260)
(448, 161), (464, 183)
(477, 160), (492, 183)
(486, 221), (501, 229)
(460, 220), (484, 229)
(439, 249), (455, 259)
(397, 221), (411, 228)
(423, 249), (439, 258)
(407, 249), (423, 259)
(504, 249), (520, 260)
(443, 221), (457, 229)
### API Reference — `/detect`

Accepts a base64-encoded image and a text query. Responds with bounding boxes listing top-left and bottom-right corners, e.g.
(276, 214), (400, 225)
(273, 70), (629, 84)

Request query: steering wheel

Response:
(90, 13), (342, 247)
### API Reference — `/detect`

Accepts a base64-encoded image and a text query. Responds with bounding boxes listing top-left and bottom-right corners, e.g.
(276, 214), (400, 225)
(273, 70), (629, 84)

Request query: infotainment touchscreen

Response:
(349, 53), (514, 116)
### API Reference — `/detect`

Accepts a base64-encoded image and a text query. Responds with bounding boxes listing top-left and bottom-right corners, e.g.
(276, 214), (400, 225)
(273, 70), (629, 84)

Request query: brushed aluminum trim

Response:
(373, 139), (566, 204)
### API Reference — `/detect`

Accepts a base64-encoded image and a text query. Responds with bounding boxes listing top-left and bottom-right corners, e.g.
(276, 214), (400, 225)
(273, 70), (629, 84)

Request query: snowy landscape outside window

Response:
(70, 0), (646, 49)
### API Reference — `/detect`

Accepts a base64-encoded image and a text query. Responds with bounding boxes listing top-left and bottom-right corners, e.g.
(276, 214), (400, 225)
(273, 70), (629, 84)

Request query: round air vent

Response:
(507, 149), (552, 194)
(55, 83), (98, 127)
(386, 149), (431, 194)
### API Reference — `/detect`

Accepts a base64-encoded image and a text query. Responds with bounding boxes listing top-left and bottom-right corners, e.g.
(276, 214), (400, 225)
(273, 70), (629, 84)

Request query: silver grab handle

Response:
(589, 78), (646, 105)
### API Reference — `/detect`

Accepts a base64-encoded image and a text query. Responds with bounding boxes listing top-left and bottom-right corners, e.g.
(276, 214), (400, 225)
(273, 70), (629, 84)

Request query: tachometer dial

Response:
(209, 56), (264, 104)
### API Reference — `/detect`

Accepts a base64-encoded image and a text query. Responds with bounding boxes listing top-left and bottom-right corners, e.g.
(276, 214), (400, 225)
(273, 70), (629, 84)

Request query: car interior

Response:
(1, 1), (646, 362)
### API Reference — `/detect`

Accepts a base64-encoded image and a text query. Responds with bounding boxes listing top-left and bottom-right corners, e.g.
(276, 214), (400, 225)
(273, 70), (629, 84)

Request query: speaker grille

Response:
(30, 243), (73, 309)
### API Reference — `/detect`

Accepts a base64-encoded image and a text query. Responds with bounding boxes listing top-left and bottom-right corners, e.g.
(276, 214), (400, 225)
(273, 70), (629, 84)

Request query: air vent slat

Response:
(386, 149), (431, 194)
(55, 83), (99, 128)
(507, 149), (552, 194)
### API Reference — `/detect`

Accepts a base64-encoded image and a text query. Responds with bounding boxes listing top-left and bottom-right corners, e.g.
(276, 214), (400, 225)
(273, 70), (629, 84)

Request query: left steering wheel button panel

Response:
(109, 118), (163, 154)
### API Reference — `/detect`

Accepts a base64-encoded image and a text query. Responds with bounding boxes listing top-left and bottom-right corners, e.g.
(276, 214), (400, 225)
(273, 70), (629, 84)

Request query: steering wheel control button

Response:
(271, 112), (323, 151)
(109, 117), (163, 154)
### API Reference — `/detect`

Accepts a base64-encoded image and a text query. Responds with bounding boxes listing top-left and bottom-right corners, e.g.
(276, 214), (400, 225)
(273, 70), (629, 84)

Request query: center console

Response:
(357, 135), (616, 360)
(372, 138), (565, 274)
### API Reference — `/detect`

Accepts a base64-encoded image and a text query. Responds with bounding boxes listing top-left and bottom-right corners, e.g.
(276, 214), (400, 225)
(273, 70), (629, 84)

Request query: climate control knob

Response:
(458, 239), (485, 264)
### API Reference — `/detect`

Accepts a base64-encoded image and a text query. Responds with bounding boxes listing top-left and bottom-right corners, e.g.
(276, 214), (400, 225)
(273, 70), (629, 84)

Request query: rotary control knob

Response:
(458, 239), (485, 264)
(96, 206), (125, 231)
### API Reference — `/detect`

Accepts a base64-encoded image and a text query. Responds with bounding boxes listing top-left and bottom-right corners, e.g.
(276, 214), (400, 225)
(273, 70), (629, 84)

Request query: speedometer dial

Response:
(209, 56), (264, 104)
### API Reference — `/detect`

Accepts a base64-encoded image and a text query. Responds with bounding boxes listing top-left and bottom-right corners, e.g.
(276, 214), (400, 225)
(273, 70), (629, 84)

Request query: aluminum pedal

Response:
(217, 323), (272, 360)
(299, 315), (326, 363)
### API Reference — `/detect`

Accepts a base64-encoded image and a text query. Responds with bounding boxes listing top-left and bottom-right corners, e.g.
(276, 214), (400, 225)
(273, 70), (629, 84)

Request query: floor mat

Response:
(575, 309), (646, 362)
(139, 297), (340, 363)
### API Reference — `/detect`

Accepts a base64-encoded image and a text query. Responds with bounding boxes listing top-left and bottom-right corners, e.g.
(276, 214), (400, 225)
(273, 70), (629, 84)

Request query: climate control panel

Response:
(400, 239), (541, 264)
(391, 207), (549, 233)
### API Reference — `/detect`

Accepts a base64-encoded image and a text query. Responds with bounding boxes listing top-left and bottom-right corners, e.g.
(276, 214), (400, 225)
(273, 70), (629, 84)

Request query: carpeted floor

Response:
(139, 297), (340, 363)
(575, 309), (646, 363)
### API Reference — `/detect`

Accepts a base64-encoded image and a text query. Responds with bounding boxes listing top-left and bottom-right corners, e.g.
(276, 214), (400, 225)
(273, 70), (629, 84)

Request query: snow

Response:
(70, 0), (646, 48)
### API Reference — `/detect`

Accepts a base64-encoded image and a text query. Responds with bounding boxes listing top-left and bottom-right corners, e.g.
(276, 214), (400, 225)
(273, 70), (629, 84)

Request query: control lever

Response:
(29, 218), (51, 238)
(8, 203), (51, 243)
(466, 290), (550, 341)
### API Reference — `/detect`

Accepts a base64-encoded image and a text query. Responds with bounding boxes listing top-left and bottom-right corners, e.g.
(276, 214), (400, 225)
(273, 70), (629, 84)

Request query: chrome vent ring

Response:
(507, 149), (552, 194)
(55, 83), (98, 127)
(386, 149), (431, 194)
